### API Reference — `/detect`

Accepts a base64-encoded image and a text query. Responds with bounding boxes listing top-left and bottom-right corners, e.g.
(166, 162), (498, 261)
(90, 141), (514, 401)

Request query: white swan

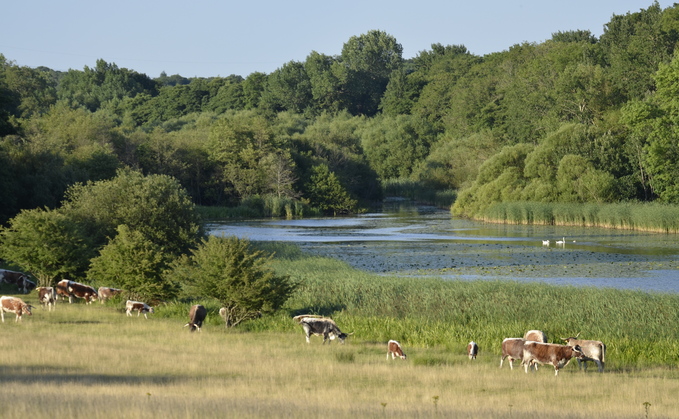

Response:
(556, 237), (565, 245)
(542, 240), (550, 245)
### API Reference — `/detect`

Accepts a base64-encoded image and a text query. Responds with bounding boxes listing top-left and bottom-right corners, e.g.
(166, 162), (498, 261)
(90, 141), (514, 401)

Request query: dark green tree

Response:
(340, 30), (403, 116)
(168, 235), (295, 327)
(304, 164), (358, 214)
(0, 208), (95, 286)
(87, 224), (178, 301)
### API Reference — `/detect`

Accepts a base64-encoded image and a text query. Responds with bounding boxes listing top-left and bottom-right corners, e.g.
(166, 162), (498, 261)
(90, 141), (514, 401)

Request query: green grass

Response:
(478, 201), (679, 233)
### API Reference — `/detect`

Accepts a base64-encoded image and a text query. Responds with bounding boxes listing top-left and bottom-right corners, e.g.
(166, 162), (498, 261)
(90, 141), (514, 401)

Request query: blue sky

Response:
(1, 1), (674, 78)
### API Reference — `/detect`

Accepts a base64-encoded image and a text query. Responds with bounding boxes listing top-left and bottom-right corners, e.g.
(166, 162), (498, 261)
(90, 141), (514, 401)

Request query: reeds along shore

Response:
(476, 201), (679, 233)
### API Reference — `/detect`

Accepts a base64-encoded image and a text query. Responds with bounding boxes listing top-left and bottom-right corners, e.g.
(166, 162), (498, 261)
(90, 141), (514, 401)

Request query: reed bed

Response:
(478, 201), (679, 233)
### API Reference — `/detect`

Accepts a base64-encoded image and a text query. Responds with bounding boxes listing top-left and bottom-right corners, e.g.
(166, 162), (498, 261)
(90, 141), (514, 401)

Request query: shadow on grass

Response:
(0, 365), (180, 386)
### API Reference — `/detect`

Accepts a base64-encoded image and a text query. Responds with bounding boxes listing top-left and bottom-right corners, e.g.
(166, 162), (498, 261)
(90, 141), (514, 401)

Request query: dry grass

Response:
(1, 302), (678, 418)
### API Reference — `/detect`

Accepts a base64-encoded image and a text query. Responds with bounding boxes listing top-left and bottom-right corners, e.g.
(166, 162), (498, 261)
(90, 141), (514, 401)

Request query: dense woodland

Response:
(2, 2), (679, 224)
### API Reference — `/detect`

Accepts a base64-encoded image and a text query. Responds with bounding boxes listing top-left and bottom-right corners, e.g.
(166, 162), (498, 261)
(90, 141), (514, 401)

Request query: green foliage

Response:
(0, 208), (94, 285)
(88, 224), (178, 301)
(61, 168), (203, 256)
(168, 236), (296, 327)
(304, 164), (358, 214)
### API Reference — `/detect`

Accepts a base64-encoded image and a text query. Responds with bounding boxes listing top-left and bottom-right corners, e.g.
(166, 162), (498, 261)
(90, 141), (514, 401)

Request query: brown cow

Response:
(500, 338), (526, 370)
(36, 287), (56, 311)
(0, 269), (35, 294)
(522, 342), (584, 376)
(97, 287), (123, 303)
(56, 280), (98, 304)
(387, 340), (407, 360)
(184, 304), (207, 332)
(0, 296), (33, 322)
(562, 335), (606, 372)
(467, 341), (479, 360)
(126, 300), (154, 319)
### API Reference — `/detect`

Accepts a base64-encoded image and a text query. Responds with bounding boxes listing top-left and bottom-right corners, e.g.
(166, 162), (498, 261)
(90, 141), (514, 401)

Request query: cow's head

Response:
(22, 304), (33, 316)
(572, 344), (585, 358)
(337, 332), (353, 344)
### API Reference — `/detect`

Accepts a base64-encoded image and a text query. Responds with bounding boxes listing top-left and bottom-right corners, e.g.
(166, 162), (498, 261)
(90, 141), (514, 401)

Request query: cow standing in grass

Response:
(185, 304), (207, 332)
(0, 296), (33, 322)
(37, 287), (56, 311)
(126, 300), (154, 319)
(467, 341), (479, 360)
(562, 334), (606, 372)
(98, 287), (123, 303)
(501, 338), (526, 370)
(522, 342), (584, 376)
(293, 315), (351, 344)
(387, 340), (407, 360)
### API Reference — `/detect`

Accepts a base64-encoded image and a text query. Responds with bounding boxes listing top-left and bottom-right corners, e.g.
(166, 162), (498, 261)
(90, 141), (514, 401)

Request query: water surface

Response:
(208, 205), (679, 293)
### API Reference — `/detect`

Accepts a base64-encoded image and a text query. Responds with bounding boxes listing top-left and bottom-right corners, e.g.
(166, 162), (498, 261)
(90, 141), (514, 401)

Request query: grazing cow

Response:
(58, 280), (98, 304)
(293, 315), (351, 344)
(0, 296), (33, 322)
(184, 304), (207, 332)
(36, 287), (56, 311)
(97, 287), (123, 303)
(500, 338), (527, 369)
(387, 340), (407, 360)
(562, 335), (606, 372)
(126, 300), (154, 319)
(467, 341), (479, 360)
(0, 269), (36, 294)
(524, 329), (548, 343)
(522, 342), (584, 376)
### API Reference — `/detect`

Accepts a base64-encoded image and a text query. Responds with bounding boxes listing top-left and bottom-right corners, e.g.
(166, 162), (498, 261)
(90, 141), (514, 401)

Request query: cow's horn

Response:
(575, 332), (581, 338)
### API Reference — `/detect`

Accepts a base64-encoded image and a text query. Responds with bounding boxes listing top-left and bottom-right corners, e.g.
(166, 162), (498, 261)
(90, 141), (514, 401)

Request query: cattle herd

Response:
(1, 268), (607, 376)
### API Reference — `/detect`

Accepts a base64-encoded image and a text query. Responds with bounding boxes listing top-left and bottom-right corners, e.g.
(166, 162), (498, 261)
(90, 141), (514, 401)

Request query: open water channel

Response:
(208, 203), (679, 294)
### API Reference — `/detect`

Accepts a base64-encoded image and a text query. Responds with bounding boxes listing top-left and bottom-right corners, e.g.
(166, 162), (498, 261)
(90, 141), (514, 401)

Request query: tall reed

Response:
(478, 201), (679, 232)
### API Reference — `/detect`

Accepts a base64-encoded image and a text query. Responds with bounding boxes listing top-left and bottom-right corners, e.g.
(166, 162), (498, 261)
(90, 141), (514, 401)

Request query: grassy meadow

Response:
(2, 244), (679, 418)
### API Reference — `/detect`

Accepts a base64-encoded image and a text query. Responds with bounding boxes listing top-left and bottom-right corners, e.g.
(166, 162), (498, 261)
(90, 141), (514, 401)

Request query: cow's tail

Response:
(601, 343), (606, 363)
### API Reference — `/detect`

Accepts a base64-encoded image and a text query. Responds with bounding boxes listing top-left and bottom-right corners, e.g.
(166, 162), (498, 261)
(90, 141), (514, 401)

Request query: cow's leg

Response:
(596, 360), (604, 372)
(15, 313), (20, 322)
(1, 310), (4, 323)
(68, 295), (74, 304)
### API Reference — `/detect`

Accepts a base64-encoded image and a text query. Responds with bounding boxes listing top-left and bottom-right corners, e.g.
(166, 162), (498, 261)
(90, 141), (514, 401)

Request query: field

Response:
(1, 302), (678, 419)
(3, 245), (679, 418)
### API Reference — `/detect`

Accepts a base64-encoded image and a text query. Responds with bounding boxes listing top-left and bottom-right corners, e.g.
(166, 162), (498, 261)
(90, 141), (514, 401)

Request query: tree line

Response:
(1, 1), (679, 224)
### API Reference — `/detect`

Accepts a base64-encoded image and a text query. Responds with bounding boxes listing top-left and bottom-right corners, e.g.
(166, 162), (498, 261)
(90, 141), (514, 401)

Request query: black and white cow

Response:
(293, 315), (351, 344)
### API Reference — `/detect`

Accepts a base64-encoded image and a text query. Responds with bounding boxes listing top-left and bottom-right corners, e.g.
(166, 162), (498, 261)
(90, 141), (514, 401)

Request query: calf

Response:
(0, 296), (33, 322)
(500, 338), (526, 370)
(97, 287), (123, 303)
(524, 329), (547, 343)
(467, 341), (479, 360)
(36, 286), (56, 311)
(387, 340), (407, 360)
(293, 315), (350, 344)
(562, 335), (606, 372)
(126, 300), (154, 319)
(184, 304), (207, 332)
(0, 269), (35, 294)
(522, 342), (584, 376)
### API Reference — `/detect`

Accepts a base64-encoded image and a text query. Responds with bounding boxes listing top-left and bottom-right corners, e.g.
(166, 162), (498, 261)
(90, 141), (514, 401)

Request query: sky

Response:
(1, 1), (675, 79)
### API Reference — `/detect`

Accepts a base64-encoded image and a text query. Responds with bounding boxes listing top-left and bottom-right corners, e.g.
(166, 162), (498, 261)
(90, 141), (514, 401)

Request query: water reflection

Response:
(207, 205), (679, 293)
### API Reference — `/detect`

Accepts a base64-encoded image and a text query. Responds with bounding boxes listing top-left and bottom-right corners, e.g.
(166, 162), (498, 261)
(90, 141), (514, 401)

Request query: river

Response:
(207, 204), (679, 294)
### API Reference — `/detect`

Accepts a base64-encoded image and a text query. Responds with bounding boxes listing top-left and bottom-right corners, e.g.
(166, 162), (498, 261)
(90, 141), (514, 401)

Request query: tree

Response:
(61, 168), (203, 256)
(168, 235), (295, 327)
(0, 208), (94, 286)
(87, 224), (178, 301)
(304, 164), (358, 214)
(340, 30), (403, 116)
